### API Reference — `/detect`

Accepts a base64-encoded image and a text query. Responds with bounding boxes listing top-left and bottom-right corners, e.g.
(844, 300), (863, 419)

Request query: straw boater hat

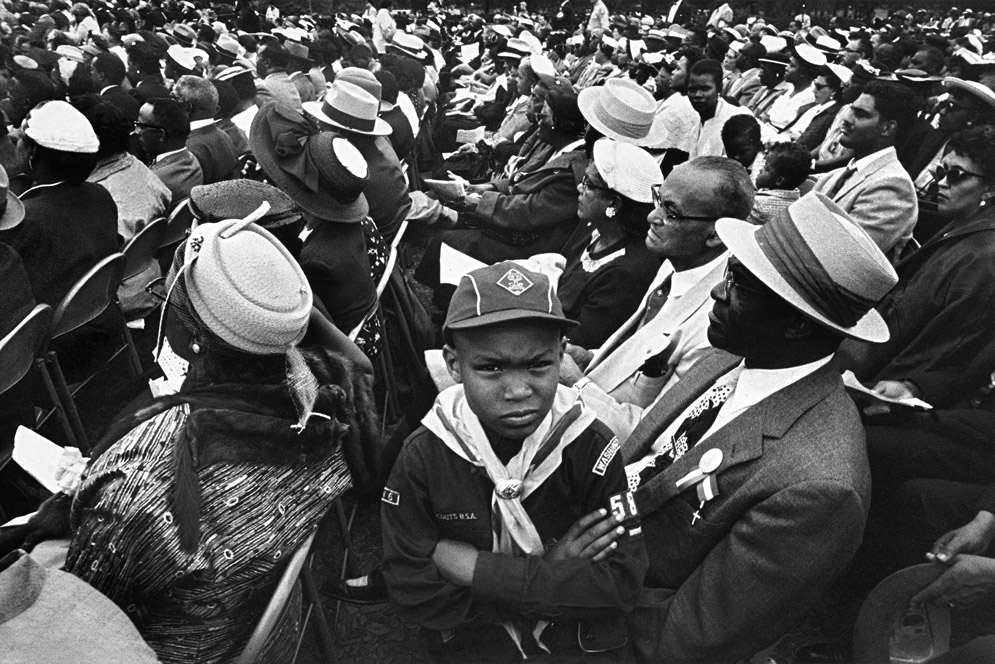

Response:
(591, 138), (662, 204)
(715, 192), (898, 342)
(579, 78), (667, 146)
(389, 32), (428, 60)
(250, 102), (371, 222)
(302, 80), (392, 136)
(498, 38), (531, 59)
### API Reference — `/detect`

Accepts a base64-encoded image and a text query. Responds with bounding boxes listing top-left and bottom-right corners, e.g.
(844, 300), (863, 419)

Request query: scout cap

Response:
(444, 261), (577, 333)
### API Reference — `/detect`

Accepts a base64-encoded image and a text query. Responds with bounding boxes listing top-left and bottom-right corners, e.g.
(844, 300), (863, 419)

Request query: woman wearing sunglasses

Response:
(840, 125), (995, 410)
(553, 138), (662, 349)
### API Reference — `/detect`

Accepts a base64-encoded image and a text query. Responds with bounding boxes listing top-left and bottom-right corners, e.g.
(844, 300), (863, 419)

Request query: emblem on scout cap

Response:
(496, 268), (533, 296)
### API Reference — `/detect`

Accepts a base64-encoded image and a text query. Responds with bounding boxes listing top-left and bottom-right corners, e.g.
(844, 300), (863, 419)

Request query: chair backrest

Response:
(122, 217), (167, 280)
(233, 531), (317, 664)
(161, 198), (193, 249)
(0, 304), (53, 395)
(51, 253), (126, 339)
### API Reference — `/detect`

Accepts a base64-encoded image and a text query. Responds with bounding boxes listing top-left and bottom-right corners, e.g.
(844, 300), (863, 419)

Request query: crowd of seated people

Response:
(2, 1), (995, 662)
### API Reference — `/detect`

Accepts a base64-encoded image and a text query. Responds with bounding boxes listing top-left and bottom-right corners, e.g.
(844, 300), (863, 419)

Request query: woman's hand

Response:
(432, 539), (479, 587)
(545, 509), (623, 563)
(862, 380), (919, 416)
(927, 511), (995, 563)
(912, 555), (995, 608)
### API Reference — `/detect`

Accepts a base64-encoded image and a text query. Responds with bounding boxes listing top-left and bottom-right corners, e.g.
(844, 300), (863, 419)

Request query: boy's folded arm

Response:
(381, 448), (478, 631)
(470, 429), (648, 619)
(470, 536), (647, 619)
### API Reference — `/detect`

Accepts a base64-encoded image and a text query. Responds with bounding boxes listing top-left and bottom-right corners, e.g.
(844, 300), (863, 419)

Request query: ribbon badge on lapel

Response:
(675, 448), (723, 526)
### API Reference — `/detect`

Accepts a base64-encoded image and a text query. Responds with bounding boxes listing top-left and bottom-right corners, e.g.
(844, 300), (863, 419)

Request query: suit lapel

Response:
(633, 359), (844, 514)
(833, 152), (892, 200)
(587, 260), (725, 391)
(620, 349), (741, 464)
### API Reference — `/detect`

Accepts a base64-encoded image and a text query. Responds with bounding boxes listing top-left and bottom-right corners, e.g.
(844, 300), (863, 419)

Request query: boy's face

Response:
(444, 320), (565, 442)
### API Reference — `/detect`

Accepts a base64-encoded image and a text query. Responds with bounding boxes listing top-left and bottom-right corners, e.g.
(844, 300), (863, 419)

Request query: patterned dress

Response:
(65, 405), (351, 664)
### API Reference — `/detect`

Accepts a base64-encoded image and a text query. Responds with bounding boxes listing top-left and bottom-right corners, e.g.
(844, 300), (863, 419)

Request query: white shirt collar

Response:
(100, 85), (116, 94)
(719, 354), (835, 421)
(850, 146), (895, 172)
(189, 118), (214, 130)
(549, 138), (585, 162)
(670, 251), (728, 298)
(154, 147), (186, 163)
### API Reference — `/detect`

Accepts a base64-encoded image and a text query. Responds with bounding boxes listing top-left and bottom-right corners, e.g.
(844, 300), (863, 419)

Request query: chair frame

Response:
(36, 253), (141, 450)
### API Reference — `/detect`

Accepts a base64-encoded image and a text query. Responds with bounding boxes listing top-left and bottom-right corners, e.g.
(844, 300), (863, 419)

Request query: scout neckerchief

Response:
(422, 384), (597, 658)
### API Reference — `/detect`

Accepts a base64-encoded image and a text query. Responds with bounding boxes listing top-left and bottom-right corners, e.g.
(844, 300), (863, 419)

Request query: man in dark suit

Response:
(92, 52), (140, 121)
(625, 193), (899, 662)
(172, 75), (238, 184)
(137, 98), (203, 205)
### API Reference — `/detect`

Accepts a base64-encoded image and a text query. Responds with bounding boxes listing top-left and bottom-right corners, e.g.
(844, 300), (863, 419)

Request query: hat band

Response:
(321, 98), (375, 132)
(595, 99), (652, 138)
(757, 216), (876, 328)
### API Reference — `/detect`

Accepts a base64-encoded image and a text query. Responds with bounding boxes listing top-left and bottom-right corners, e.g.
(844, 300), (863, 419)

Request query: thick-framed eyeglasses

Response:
(134, 121), (165, 132)
(938, 98), (976, 115)
(723, 263), (769, 297)
(932, 163), (986, 186)
(651, 185), (718, 222)
(581, 174), (611, 192)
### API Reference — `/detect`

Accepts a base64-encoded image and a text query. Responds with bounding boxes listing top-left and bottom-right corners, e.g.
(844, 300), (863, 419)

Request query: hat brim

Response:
(249, 103), (370, 223)
(852, 564), (949, 663)
(578, 87), (669, 147)
(716, 217), (891, 342)
(301, 101), (393, 137)
(3, 191), (25, 228)
(446, 309), (577, 332)
(943, 77), (995, 112)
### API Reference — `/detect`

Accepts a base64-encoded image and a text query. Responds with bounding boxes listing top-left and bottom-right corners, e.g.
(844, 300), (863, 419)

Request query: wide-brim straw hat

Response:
(579, 78), (667, 146)
(250, 101), (371, 223)
(389, 32), (428, 59)
(715, 192), (897, 342)
(0, 165), (24, 228)
(335, 67), (392, 112)
(302, 79), (392, 137)
(943, 76), (995, 113)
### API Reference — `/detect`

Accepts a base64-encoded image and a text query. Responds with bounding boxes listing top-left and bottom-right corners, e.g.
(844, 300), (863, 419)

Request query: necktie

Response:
(825, 164), (858, 199)
(630, 383), (733, 491)
(639, 275), (673, 328)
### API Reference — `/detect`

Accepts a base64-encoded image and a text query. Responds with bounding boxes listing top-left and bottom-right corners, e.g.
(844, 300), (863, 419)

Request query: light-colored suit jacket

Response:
(812, 148), (918, 262)
(255, 71), (303, 110)
(625, 353), (871, 663)
(580, 257), (726, 442)
(725, 68), (762, 107)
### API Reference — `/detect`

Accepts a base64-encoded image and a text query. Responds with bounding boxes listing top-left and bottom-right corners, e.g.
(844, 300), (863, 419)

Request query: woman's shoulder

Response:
(89, 404), (188, 474)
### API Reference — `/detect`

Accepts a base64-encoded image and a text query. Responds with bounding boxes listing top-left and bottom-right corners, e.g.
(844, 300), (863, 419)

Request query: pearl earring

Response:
(605, 207), (616, 218)
(191, 342), (202, 354)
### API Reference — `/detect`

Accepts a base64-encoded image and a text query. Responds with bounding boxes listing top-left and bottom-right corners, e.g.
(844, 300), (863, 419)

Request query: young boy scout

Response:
(382, 261), (647, 662)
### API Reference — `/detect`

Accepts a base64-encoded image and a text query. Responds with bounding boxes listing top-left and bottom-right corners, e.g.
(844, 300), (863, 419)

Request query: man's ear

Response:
(880, 118), (898, 139)
(774, 174), (787, 188)
(704, 225), (724, 249)
(442, 344), (463, 384)
(558, 336), (567, 360)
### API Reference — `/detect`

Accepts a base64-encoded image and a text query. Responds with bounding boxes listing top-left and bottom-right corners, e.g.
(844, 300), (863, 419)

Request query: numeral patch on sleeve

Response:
(382, 487), (400, 506)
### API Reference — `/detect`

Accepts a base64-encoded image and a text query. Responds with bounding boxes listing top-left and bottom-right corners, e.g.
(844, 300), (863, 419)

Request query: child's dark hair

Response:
(765, 142), (812, 190)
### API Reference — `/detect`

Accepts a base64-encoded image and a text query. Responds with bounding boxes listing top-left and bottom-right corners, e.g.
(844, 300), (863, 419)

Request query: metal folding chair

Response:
(0, 304), (76, 452)
(157, 199), (193, 274)
(38, 253), (139, 451)
(234, 530), (336, 664)
(122, 217), (167, 281)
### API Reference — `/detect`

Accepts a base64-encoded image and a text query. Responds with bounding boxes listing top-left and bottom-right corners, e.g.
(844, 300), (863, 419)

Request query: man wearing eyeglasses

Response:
(812, 80), (918, 263)
(136, 98), (203, 206)
(560, 157), (753, 443)
(625, 192), (898, 662)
